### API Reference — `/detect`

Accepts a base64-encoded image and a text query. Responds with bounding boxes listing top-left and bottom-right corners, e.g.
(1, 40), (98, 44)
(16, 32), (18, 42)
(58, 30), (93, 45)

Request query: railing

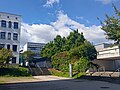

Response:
(36, 63), (43, 74)
(97, 52), (119, 59)
(28, 63), (33, 74)
(109, 67), (120, 77)
(98, 66), (105, 76)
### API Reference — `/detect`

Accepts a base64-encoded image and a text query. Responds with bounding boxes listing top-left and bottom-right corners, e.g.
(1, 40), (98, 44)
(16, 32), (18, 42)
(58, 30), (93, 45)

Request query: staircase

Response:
(28, 63), (51, 76)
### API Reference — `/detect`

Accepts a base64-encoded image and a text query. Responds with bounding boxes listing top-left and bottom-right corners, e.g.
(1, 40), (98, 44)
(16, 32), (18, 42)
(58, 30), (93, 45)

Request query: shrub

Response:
(0, 66), (31, 77)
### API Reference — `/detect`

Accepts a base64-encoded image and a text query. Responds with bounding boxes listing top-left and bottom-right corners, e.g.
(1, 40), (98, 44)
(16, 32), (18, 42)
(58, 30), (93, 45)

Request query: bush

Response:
(73, 57), (89, 72)
(0, 66), (31, 77)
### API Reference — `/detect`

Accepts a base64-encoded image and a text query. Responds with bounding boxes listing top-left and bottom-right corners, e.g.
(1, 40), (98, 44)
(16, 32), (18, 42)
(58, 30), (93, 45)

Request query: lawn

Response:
(0, 76), (39, 84)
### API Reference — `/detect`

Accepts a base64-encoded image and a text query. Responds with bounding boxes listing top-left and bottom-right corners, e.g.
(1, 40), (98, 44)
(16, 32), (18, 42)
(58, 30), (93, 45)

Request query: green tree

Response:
(41, 30), (86, 58)
(74, 57), (89, 72)
(22, 51), (35, 62)
(0, 48), (13, 67)
(69, 41), (96, 61)
(98, 4), (120, 44)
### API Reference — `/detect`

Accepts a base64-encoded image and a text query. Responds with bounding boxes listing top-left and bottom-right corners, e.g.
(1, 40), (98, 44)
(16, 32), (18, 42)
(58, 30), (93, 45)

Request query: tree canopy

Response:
(41, 30), (87, 58)
(98, 4), (120, 44)
(0, 48), (13, 66)
(41, 30), (97, 72)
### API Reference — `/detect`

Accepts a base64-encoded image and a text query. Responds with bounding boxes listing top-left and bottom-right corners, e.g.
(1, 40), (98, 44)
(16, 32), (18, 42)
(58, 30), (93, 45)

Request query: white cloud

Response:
(43, 0), (60, 7)
(20, 11), (110, 47)
(96, 0), (118, 4)
(76, 16), (90, 24)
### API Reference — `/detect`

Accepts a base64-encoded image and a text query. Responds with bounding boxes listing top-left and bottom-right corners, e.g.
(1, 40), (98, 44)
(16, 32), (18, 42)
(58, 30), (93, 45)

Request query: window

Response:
(7, 44), (10, 50)
(0, 44), (4, 49)
(8, 21), (12, 28)
(1, 20), (6, 27)
(14, 22), (18, 29)
(8, 33), (11, 40)
(13, 33), (18, 40)
(12, 57), (16, 63)
(12, 45), (17, 52)
(0, 32), (6, 39)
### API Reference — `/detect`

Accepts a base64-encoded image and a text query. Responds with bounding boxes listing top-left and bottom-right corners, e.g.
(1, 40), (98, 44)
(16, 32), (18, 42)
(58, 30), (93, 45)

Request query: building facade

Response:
(0, 12), (21, 64)
(94, 43), (120, 71)
(23, 42), (46, 59)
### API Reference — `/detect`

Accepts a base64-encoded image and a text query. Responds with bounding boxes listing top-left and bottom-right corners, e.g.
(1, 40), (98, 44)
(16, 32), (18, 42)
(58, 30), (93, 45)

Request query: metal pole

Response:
(69, 64), (72, 78)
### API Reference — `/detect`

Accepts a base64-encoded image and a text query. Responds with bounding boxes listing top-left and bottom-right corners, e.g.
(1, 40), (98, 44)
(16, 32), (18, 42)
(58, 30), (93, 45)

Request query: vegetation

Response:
(98, 4), (120, 44)
(49, 68), (85, 79)
(0, 65), (31, 77)
(41, 30), (97, 77)
(0, 48), (13, 67)
(22, 51), (35, 62)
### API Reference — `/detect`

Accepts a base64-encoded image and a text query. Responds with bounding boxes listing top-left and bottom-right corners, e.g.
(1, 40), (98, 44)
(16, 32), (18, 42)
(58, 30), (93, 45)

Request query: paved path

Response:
(0, 75), (120, 90)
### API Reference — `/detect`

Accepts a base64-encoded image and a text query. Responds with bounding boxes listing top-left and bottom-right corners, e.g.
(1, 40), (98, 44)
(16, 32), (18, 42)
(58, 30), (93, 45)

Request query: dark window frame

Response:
(1, 20), (6, 27)
(0, 32), (6, 39)
(14, 22), (18, 29)
(8, 21), (12, 28)
(13, 33), (18, 40)
(12, 45), (17, 52)
(8, 33), (11, 40)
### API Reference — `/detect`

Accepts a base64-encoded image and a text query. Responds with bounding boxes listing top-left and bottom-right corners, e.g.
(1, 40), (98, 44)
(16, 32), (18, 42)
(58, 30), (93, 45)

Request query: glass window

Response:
(8, 21), (12, 28)
(14, 22), (18, 29)
(0, 32), (6, 39)
(12, 57), (16, 63)
(1, 20), (6, 27)
(13, 33), (18, 40)
(8, 33), (11, 40)
(12, 45), (17, 52)
(0, 44), (4, 49)
(7, 44), (10, 50)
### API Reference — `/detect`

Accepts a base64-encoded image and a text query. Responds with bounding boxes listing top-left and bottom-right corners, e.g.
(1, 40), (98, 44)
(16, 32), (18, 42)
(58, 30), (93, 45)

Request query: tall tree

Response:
(98, 4), (120, 44)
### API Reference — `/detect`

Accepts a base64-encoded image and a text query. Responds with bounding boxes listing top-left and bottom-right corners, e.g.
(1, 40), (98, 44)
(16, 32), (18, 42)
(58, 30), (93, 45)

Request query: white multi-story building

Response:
(23, 42), (46, 59)
(0, 12), (21, 64)
(94, 43), (120, 71)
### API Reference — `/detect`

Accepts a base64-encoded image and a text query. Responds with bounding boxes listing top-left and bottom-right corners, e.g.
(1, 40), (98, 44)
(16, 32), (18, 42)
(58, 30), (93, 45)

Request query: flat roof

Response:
(0, 12), (21, 17)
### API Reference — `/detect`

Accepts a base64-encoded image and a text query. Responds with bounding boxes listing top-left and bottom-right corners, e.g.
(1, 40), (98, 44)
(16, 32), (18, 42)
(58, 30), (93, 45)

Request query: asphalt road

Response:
(0, 77), (120, 90)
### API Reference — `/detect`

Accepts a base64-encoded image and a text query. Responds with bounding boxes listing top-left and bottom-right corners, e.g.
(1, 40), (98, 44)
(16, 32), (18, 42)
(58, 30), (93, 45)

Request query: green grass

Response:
(49, 69), (85, 78)
(0, 76), (35, 85)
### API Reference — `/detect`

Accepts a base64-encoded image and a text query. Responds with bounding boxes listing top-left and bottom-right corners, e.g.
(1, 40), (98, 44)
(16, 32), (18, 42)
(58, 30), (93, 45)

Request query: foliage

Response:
(0, 48), (13, 66)
(0, 66), (31, 76)
(98, 4), (120, 44)
(41, 30), (86, 58)
(52, 51), (70, 71)
(49, 68), (85, 79)
(41, 29), (97, 77)
(73, 57), (89, 72)
(69, 41), (96, 61)
(49, 68), (69, 77)
(22, 51), (35, 62)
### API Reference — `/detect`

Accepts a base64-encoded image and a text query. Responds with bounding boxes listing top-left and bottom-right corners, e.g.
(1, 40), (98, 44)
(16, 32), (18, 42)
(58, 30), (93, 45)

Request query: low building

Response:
(0, 12), (21, 64)
(94, 43), (120, 71)
(23, 42), (46, 59)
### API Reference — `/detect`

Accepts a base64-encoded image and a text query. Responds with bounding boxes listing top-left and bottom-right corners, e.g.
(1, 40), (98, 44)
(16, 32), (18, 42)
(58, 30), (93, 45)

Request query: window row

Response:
(0, 32), (18, 40)
(1, 20), (19, 29)
(0, 44), (18, 52)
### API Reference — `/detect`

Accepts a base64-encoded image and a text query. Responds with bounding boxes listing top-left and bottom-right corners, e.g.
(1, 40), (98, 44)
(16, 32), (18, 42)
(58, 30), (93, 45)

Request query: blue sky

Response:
(0, 0), (119, 46)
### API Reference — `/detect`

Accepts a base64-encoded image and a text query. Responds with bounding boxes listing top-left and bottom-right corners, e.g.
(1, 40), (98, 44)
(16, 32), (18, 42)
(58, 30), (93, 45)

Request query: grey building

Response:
(23, 42), (46, 59)
(94, 43), (120, 71)
(0, 12), (21, 64)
